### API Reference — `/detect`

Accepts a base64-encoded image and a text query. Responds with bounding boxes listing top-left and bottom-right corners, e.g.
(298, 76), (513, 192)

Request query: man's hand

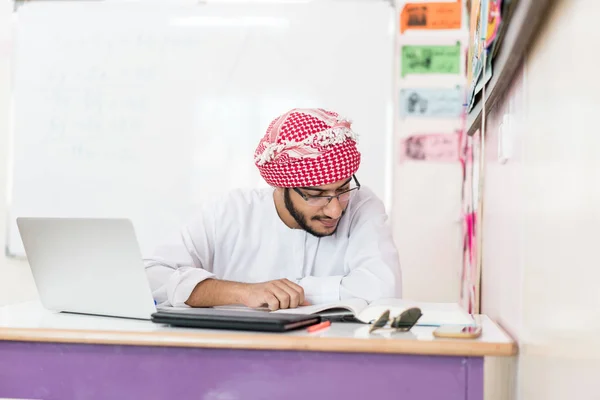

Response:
(185, 278), (309, 311)
(242, 279), (307, 310)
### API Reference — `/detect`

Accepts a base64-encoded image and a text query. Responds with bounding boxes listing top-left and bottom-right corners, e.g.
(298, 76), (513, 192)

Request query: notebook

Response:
(273, 298), (475, 326)
(151, 308), (321, 332)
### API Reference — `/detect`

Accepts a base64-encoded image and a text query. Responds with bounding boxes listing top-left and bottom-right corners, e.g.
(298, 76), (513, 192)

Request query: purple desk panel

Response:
(0, 341), (483, 400)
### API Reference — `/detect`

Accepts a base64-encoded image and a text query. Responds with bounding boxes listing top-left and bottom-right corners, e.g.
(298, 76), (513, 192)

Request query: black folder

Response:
(151, 308), (321, 332)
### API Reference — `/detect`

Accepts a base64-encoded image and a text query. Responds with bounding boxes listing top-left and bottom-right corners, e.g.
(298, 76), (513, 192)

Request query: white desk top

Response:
(0, 301), (516, 356)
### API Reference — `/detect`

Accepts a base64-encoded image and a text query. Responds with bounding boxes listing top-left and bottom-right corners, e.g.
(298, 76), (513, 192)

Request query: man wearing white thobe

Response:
(146, 108), (402, 310)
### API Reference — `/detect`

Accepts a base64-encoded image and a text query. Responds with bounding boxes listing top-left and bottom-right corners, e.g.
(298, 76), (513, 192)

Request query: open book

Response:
(273, 298), (474, 326)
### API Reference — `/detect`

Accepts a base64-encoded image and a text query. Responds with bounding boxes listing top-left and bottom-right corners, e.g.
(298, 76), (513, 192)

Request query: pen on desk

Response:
(307, 320), (331, 333)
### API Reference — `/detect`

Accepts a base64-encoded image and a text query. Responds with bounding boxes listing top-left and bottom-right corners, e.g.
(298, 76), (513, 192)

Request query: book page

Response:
(212, 305), (270, 312)
(272, 298), (368, 316)
(358, 299), (475, 326)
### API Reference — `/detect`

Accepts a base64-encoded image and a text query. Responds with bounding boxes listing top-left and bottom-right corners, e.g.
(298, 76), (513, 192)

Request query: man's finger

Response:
(279, 279), (305, 305)
(274, 281), (300, 308)
(264, 293), (280, 311)
(269, 285), (291, 309)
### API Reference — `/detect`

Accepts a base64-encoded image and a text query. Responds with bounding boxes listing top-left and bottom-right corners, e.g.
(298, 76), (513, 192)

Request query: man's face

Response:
(283, 177), (354, 237)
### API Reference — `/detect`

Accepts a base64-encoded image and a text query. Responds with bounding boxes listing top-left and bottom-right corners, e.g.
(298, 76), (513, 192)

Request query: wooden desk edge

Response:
(0, 327), (517, 357)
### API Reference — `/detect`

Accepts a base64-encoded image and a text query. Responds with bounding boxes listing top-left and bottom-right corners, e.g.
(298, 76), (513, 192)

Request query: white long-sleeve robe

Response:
(145, 186), (402, 307)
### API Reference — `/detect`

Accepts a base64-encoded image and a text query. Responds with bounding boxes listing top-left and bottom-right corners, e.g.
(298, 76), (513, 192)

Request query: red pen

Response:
(307, 320), (331, 333)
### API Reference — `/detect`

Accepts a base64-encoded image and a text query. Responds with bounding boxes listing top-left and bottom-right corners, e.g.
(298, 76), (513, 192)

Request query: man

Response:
(145, 108), (402, 311)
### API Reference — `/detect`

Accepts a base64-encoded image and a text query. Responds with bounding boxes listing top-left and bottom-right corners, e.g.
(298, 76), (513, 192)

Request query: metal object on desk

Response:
(369, 307), (423, 334)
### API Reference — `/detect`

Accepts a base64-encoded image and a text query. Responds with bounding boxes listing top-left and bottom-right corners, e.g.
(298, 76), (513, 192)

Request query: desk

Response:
(0, 302), (515, 400)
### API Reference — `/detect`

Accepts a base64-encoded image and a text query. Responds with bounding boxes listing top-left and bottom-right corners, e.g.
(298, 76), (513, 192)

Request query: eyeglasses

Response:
(368, 307), (423, 334)
(293, 175), (361, 208)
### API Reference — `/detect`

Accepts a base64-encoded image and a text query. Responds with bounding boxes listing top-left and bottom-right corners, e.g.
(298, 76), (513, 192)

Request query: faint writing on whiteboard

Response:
(71, 144), (132, 163)
(400, 133), (459, 163)
(399, 87), (463, 118)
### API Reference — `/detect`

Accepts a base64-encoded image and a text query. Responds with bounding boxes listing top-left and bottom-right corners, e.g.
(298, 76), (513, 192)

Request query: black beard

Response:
(283, 189), (342, 238)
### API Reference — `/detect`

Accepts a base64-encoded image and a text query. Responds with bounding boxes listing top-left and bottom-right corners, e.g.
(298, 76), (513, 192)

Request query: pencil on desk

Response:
(307, 320), (331, 333)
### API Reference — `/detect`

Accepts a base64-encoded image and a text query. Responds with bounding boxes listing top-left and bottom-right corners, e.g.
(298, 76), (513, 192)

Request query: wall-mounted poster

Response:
(399, 132), (460, 163)
(486, 0), (503, 47)
(399, 1), (462, 34)
(401, 43), (462, 77)
(466, 0), (491, 110)
(399, 87), (464, 118)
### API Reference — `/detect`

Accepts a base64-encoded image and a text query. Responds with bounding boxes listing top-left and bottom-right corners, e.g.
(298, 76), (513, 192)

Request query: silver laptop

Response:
(17, 217), (157, 320)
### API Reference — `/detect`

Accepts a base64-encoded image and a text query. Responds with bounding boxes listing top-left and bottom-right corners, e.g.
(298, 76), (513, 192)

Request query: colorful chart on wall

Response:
(486, 0), (503, 47)
(465, 0), (480, 92)
(399, 132), (460, 163)
(466, 0), (488, 110)
(401, 43), (462, 77)
(465, 0), (506, 111)
(399, 1), (463, 34)
(399, 87), (464, 118)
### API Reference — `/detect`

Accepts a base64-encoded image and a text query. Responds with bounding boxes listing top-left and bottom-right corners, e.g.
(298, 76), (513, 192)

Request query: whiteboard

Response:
(7, 1), (394, 257)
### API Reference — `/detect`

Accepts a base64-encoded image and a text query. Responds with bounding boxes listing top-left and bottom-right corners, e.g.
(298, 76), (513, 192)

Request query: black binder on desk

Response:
(151, 308), (321, 332)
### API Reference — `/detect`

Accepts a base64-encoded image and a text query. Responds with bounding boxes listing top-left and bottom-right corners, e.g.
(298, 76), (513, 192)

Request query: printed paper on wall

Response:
(401, 43), (462, 77)
(399, 87), (463, 118)
(399, 132), (460, 163)
(399, 1), (463, 34)
(486, 0), (503, 47)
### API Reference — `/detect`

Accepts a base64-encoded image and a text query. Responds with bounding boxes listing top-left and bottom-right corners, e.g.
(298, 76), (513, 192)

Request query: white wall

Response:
(392, 1), (466, 303)
(0, 0), (38, 306)
(392, 124), (463, 302)
(482, 0), (600, 398)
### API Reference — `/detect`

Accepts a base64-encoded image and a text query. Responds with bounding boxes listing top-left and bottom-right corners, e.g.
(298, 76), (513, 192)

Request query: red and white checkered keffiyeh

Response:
(254, 108), (361, 188)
